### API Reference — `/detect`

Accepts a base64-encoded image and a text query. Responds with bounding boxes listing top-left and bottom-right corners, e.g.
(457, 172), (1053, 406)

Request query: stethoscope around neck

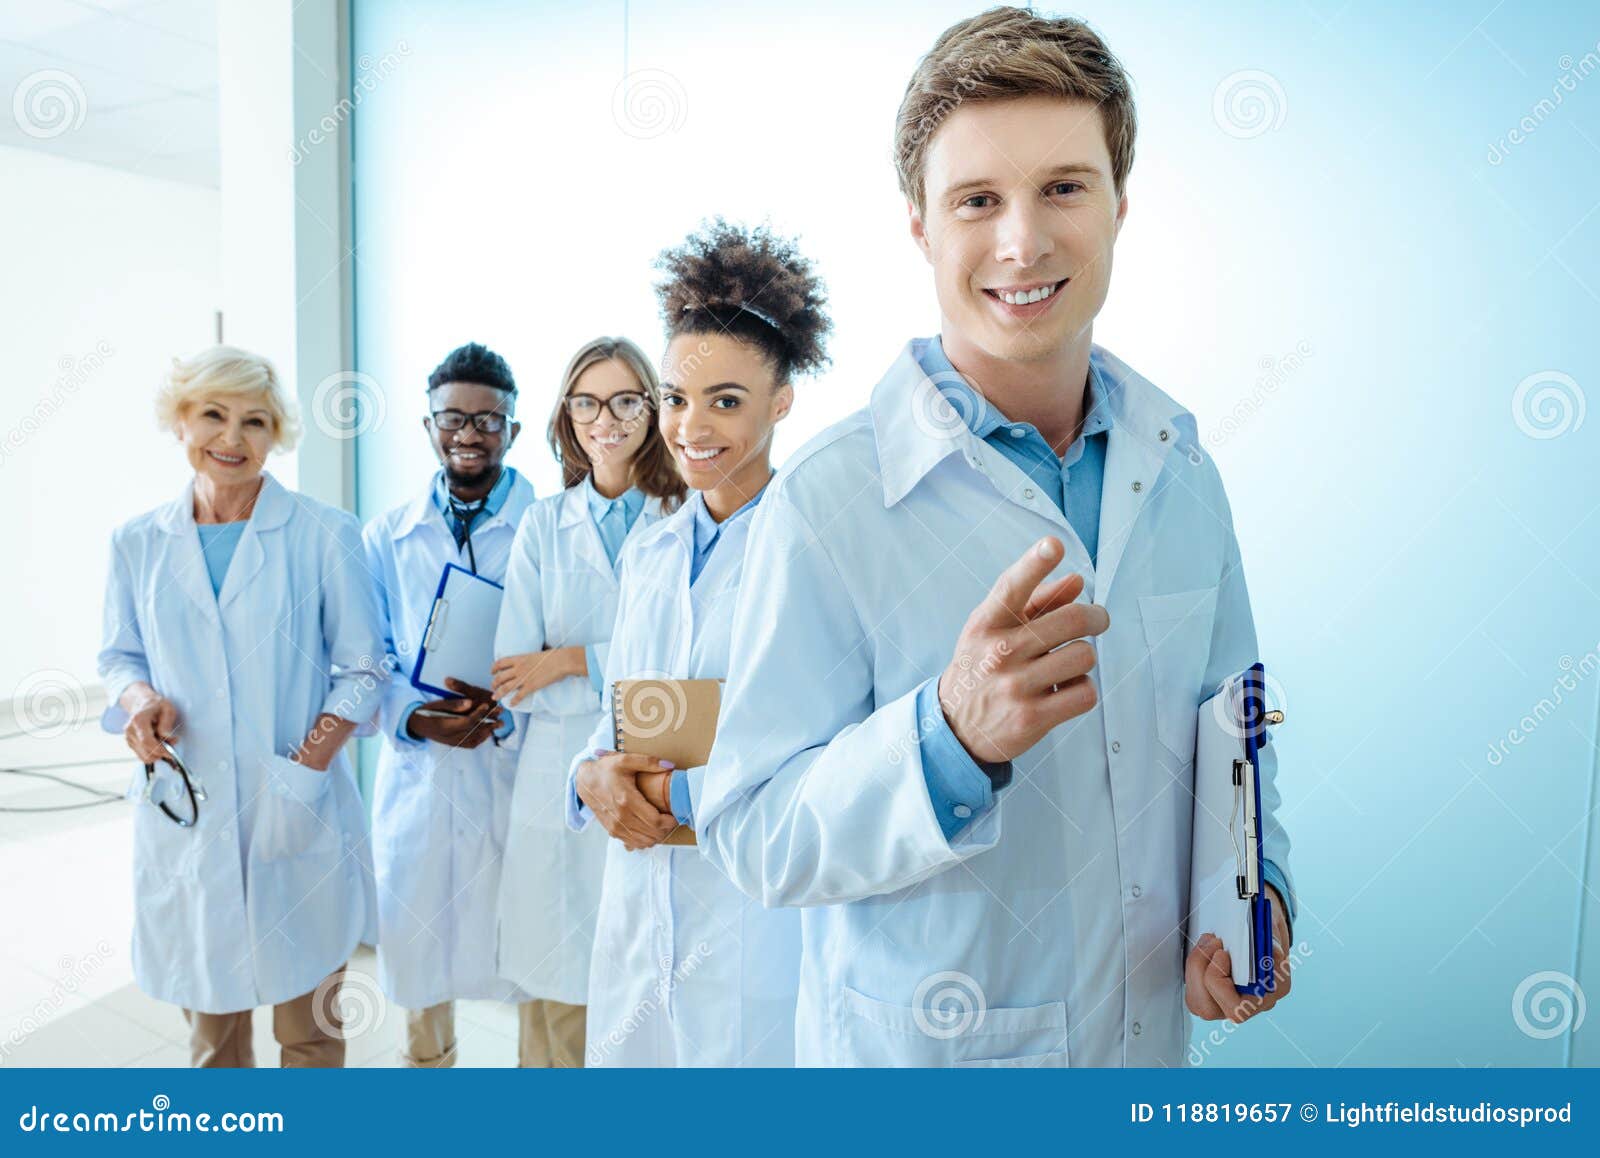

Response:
(445, 467), (503, 575)
(142, 738), (207, 828)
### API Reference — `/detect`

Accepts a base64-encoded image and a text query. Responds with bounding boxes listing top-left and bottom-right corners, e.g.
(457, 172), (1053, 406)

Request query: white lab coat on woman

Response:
(361, 470), (536, 1011)
(699, 341), (1296, 1067)
(97, 472), (384, 1015)
(492, 481), (667, 1004)
(565, 492), (801, 1067)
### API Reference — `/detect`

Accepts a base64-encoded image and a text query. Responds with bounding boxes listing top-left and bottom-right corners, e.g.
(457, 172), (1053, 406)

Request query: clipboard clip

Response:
(1230, 757), (1260, 901)
(422, 596), (448, 652)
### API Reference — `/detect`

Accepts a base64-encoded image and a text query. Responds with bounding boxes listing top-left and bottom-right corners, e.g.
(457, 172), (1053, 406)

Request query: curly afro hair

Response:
(655, 219), (831, 383)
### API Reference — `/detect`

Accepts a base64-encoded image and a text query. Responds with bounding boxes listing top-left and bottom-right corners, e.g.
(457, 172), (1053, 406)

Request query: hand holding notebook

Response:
(612, 678), (721, 847)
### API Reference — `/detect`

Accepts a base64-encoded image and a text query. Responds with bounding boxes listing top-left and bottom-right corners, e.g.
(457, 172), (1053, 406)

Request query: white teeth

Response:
(682, 445), (722, 461)
(998, 283), (1057, 305)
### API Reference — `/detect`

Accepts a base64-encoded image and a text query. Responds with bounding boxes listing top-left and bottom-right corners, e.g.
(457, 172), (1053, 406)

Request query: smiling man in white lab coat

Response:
(698, 7), (1296, 1067)
(362, 342), (537, 1066)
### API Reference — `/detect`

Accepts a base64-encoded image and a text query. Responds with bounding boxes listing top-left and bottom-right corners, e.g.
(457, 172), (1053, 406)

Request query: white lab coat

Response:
(361, 471), (536, 1011)
(698, 340), (1296, 1067)
(492, 482), (667, 1005)
(566, 493), (802, 1067)
(97, 472), (384, 1015)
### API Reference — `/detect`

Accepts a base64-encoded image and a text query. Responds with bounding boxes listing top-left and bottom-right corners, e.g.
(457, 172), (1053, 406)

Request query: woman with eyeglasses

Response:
(567, 220), (831, 1066)
(96, 346), (385, 1067)
(489, 337), (684, 1066)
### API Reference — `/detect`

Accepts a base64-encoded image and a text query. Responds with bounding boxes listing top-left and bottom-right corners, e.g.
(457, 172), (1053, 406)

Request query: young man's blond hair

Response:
(893, 6), (1138, 213)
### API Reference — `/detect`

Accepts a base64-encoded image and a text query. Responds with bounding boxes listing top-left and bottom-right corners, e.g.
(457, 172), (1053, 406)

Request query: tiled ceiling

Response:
(0, 0), (218, 187)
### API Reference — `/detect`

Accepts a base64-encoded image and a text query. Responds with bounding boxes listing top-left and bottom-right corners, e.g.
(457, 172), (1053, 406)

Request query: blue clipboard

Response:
(1238, 662), (1275, 998)
(409, 562), (505, 699)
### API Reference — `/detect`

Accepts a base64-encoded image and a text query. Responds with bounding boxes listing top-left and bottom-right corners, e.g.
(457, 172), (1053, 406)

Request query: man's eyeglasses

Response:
(564, 392), (650, 425)
(430, 409), (510, 434)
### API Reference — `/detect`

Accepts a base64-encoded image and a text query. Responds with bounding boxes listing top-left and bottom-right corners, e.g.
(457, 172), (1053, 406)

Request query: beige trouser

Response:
(183, 968), (346, 1068)
(403, 999), (586, 1068)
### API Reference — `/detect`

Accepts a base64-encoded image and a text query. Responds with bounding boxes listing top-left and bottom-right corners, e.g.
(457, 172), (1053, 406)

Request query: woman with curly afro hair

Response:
(568, 219), (831, 1066)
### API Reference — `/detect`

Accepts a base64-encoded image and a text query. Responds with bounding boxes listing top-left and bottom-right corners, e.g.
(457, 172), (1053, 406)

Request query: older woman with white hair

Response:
(96, 346), (385, 1067)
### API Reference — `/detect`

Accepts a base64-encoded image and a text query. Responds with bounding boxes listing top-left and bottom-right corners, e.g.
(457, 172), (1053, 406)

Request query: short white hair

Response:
(155, 345), (301, 451)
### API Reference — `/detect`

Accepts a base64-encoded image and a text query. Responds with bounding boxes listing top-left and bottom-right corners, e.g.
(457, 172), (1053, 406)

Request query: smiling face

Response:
(176, 394), (276, 487)
(910, 95), (1127, 368)
(425, 380), (519, 493)
(658, 334), (792, 501)
(567, 357), (652, 474)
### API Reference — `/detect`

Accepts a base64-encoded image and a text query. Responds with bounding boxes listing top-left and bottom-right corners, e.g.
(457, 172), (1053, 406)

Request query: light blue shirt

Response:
(913, 337), (1110, 838)
(431, 465), (517, 542)
(400, 467), (520, 743)
(195, 521), (246, 596)
(583, 480), (647, 693)
(689, 482), (767, 586)
(667, 484), (768, 825)
(910, 339), (1294, 933)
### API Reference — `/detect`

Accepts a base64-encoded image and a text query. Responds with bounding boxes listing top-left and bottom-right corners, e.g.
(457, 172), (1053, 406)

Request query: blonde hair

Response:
(547, 336), (684, 508)
(155, 345), (301, 452)
(895, 6), (1137, 215)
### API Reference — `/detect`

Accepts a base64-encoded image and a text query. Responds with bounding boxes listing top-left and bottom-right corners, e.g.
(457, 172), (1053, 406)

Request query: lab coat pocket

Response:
(1139, 586), (1219, 764)
(257, 753), (339, 863)
(837, 984), (1068, 1067)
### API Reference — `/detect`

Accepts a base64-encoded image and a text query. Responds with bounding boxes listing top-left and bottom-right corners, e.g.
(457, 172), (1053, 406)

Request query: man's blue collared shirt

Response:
(913, 337), (1110, 840)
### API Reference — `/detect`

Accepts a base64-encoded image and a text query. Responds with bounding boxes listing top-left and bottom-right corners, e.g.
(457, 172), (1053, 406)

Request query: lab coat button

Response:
(1131, 480), (1143, 493)
(953, 804), (972, 820)
(1132, 1021), (1143, 1036)
(1110, 741), (1120, 754)
(1130, 884), (1142, 899)
(1158, 429), (1169, 441)
(1022, 488), (1035, 501)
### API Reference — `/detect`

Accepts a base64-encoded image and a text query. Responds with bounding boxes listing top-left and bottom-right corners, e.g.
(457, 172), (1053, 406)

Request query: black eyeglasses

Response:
(430, 409), (510, 434)
(142, 740), (206, 828)
(564, 392), (649, 424)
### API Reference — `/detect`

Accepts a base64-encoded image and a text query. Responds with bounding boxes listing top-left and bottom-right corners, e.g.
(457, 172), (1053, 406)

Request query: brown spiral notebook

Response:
(611, 678), (722, 847)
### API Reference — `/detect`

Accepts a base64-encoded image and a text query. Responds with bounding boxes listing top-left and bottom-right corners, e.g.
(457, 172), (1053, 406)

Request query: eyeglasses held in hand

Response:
(142, 739), (207, 828)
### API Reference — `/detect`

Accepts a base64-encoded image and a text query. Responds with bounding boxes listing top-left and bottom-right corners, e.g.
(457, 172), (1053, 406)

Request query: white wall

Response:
(0, 146), (222, 698)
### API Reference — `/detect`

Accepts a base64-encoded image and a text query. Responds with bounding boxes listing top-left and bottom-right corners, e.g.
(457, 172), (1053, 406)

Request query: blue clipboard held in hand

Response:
(410, 562), (505, 700)
(1189, 662), (1282, 997)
